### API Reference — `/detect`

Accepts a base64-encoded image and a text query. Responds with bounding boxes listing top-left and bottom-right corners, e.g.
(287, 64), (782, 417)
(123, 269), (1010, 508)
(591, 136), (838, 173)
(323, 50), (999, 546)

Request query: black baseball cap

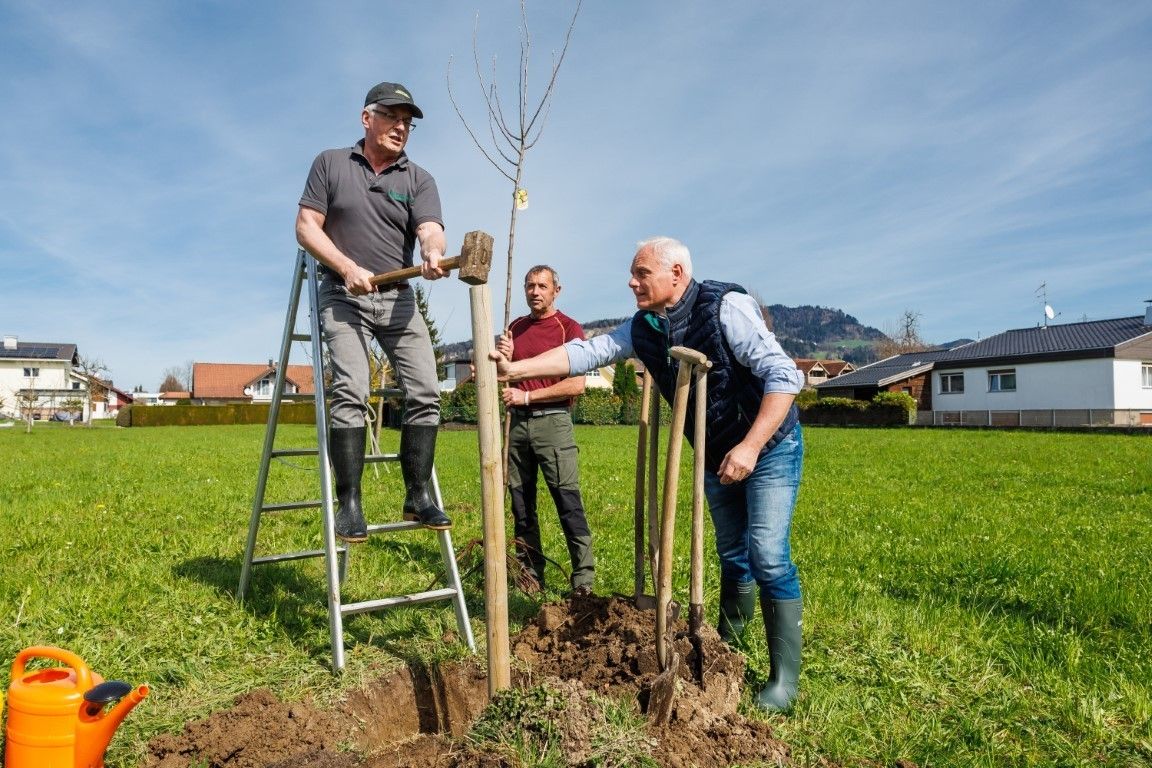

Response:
(364, 81), (423, 119)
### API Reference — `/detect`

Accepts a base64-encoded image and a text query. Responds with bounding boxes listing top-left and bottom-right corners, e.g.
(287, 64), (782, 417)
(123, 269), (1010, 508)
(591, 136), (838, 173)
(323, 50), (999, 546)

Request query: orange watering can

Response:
(4, 645), (149, 768)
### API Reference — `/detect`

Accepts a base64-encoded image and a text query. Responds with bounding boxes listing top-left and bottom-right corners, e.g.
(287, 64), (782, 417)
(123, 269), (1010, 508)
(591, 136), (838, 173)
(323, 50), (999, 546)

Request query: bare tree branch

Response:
(525, 0), (581, 134)
(447, 57), (516, 183)
(446, 0), (582, 331)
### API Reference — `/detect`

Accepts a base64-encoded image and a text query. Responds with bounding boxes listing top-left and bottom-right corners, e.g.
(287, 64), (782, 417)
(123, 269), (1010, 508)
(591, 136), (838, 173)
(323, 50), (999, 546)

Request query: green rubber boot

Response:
(717, 578), (757, 645)
(755, 596), (803, 712)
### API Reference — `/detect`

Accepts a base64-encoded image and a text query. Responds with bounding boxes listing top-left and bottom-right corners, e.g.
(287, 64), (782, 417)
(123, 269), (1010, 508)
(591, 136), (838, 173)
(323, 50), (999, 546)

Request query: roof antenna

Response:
(1035, 282), (1060, 327)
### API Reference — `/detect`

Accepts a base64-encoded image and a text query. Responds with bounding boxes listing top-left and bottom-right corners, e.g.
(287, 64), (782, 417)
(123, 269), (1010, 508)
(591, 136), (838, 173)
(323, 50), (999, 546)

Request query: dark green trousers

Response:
(507, 411), (594, 590)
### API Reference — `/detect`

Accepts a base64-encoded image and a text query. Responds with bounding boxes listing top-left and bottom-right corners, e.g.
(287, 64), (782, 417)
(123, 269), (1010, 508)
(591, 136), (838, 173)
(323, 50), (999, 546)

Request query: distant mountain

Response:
(438, 306), (890, 366)
(763, 305), (887, 364)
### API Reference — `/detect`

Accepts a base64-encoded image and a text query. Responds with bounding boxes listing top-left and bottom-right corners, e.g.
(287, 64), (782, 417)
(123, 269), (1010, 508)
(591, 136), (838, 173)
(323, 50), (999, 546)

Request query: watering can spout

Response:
(75, 681), (150, 768)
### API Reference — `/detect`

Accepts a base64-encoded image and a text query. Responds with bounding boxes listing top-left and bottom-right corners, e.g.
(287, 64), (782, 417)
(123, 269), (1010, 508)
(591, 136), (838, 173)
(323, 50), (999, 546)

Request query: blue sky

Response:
(2, 1), (1150, 390)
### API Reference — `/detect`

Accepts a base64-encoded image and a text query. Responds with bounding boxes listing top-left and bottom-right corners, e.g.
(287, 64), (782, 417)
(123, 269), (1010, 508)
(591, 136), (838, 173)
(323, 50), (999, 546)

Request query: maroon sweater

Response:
(508, 310), (585, 407)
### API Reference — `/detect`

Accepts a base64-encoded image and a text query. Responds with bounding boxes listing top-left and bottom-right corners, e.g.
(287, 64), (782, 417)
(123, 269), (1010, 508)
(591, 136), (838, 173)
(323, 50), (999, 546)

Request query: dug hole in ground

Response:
(143, 593), (806, 768)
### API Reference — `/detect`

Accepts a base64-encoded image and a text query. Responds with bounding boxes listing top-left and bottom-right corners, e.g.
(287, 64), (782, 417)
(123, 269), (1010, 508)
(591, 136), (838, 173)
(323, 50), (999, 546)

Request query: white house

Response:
(0, 336), (85, 420)
(930, 312), (1152, 426)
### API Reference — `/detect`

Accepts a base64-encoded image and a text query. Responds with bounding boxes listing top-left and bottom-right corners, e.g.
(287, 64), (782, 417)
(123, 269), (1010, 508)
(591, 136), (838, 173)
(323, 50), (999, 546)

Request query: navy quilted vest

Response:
(631, 279), (799, 473)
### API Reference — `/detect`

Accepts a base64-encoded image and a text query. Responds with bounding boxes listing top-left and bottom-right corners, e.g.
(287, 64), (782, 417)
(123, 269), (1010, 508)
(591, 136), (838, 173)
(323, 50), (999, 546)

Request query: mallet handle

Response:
(369, 254), (462, 287)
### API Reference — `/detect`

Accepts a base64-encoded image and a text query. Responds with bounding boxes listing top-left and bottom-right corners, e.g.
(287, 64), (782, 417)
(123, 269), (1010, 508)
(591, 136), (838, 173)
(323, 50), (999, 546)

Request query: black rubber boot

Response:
(717, 578), (757, 645)
(755, 596), (803, 712)
(400, 424), (452, 530)
(329, 426), (368, 543)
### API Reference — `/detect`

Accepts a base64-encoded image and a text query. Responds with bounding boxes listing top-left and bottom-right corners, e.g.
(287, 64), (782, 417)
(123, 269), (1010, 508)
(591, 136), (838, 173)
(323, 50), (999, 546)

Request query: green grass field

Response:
(1, 422), (1150, 767)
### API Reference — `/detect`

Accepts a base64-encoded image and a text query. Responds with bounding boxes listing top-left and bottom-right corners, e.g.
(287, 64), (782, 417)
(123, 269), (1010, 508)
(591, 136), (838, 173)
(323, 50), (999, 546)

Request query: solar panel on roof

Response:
(0, 345), (67, 359)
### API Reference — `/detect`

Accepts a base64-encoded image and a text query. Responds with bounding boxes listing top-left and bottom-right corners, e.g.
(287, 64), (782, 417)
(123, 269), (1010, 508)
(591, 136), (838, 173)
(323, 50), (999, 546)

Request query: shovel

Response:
(634, 372), (660, 611)
(648, 350), (699, 722)
(683, 352), (710, 685)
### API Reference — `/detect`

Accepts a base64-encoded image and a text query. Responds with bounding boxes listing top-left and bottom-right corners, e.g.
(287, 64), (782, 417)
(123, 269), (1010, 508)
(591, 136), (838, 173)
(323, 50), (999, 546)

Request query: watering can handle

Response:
(11, 645), (95, 690)
(84, 680), (133, 704)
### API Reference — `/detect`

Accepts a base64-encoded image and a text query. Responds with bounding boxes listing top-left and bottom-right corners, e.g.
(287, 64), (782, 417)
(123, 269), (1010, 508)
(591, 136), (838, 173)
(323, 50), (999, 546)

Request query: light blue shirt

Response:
(564, 292), (805, 395)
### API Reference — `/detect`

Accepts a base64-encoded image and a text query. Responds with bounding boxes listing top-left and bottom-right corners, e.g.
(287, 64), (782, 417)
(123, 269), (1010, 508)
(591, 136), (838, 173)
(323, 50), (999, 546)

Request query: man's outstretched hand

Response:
(489, 331), (513, 381)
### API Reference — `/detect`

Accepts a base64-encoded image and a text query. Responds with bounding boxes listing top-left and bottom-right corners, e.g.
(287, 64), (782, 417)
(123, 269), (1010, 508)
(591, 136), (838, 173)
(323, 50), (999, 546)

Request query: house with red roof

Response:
(191, 361), (316, 404)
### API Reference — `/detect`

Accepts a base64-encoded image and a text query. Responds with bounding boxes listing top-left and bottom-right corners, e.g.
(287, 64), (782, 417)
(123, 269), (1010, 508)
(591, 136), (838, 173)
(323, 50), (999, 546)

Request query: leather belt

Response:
(510, 407), (570, 418)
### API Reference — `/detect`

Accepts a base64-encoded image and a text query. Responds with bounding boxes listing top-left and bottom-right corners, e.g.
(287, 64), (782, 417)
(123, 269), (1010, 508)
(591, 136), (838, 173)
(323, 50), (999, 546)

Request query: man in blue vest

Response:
(491, 236), (806, 712)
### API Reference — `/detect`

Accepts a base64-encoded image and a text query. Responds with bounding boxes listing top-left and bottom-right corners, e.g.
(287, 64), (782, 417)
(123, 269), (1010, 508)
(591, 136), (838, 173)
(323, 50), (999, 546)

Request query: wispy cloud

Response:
(1, 0), (1149, 388)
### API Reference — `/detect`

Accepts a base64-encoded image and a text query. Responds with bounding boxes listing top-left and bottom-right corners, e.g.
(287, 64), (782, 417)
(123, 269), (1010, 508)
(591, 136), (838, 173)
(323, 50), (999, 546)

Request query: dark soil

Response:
(143, 594), (795, 768)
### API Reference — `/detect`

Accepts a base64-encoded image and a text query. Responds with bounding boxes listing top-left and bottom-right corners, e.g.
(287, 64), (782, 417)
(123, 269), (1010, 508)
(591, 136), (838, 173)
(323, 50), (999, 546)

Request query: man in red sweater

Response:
(498, 266), (595, 595)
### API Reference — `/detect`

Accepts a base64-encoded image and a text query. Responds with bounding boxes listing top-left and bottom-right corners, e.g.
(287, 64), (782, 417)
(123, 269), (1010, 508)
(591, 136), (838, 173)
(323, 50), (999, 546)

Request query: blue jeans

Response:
(704, 424), (804, 600)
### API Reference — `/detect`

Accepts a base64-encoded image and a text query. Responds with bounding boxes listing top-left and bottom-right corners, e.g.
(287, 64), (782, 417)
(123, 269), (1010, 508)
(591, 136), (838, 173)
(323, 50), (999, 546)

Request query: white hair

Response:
(636, 236), (693, 280)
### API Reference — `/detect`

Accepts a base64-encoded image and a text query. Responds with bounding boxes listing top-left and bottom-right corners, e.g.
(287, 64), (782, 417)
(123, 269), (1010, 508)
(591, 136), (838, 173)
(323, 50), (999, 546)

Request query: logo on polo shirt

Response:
(387, 190), (411, 203)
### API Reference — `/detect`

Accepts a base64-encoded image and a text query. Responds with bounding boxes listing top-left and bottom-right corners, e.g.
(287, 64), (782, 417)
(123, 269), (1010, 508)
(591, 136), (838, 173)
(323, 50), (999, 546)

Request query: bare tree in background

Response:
(877, 310), (931, 358)
(179, 360), (194, 391)
(158, 373), (183, 393)
(447, 0), (582, 331)
(159, 364), (189, 393)
(61, 397), (85, 423)
(17, 379), (39, 433)
(75, 356), (108, 426)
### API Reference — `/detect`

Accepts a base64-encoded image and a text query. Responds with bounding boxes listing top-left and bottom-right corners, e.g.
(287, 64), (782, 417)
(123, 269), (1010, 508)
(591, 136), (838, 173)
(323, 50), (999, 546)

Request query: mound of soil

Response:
(144, 595), (791, 768)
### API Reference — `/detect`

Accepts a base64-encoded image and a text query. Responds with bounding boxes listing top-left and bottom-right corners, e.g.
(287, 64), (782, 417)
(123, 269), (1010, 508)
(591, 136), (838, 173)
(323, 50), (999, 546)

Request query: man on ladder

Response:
(295, 80), (452, 541)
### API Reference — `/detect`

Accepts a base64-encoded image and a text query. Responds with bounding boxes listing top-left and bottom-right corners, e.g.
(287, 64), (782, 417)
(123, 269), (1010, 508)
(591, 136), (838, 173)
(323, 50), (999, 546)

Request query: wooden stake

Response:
(470, 282), (510, 695)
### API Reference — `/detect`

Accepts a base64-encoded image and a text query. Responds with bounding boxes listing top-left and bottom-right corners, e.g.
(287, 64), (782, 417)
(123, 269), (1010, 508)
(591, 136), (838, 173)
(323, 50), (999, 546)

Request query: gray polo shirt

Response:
(299, 140), (443, 276)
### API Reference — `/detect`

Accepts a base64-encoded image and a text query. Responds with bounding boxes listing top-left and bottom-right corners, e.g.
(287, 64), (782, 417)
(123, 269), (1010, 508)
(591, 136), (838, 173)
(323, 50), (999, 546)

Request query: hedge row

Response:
(117, 389), (912, 429)
(116, 403), (317, 427)
(798, 393), (914, 427)
(440, 384), (664, 426)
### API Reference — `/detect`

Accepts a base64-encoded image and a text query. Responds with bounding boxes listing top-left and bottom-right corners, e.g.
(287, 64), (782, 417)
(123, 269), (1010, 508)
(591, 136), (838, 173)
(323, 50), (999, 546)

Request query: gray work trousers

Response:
(319, 280), (440, 428)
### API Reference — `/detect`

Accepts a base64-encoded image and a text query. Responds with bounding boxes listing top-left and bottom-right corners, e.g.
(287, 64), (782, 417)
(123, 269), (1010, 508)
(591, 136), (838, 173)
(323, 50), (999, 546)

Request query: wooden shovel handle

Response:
(656, 361), (694, 670)
(635, 373), (653, 600)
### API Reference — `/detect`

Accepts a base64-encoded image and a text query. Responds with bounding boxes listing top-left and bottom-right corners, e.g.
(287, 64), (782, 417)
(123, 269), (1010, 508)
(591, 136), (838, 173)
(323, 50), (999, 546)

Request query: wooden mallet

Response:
(368, 229), (493, 287)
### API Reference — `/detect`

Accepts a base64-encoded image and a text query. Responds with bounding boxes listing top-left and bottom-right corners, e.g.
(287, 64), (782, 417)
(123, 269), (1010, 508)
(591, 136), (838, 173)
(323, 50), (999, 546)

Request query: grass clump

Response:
(465, 682), (657, 767)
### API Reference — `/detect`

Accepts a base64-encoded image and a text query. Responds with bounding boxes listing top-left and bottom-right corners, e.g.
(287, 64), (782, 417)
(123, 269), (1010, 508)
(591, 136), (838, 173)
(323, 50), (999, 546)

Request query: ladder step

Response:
(262, 500), (322, 512)
(340, 588), (458, 617)
(270, 448), (398, 462)
(290, 333), (311, 342)
(370, 387), (404, 398)
(367, 520), (427, 534)
(281, 393), (315, 402)
(251, 547), (346, 565)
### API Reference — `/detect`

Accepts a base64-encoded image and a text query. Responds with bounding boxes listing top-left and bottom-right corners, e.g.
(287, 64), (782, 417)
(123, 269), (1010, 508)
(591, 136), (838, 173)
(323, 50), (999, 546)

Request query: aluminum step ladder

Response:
(238, 249), (475, 672)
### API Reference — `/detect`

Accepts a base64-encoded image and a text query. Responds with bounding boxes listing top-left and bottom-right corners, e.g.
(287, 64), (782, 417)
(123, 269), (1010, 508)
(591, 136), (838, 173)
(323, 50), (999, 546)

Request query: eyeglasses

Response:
(369, 107), (417, 131)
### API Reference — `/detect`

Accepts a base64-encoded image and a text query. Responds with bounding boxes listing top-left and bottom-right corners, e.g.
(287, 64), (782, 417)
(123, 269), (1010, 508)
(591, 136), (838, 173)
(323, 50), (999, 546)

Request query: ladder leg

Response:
(303, 255), (349, 673)
(430, 467), (475, 651)
(437, 528), (476, 652)
(240, 252), (307, 601)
